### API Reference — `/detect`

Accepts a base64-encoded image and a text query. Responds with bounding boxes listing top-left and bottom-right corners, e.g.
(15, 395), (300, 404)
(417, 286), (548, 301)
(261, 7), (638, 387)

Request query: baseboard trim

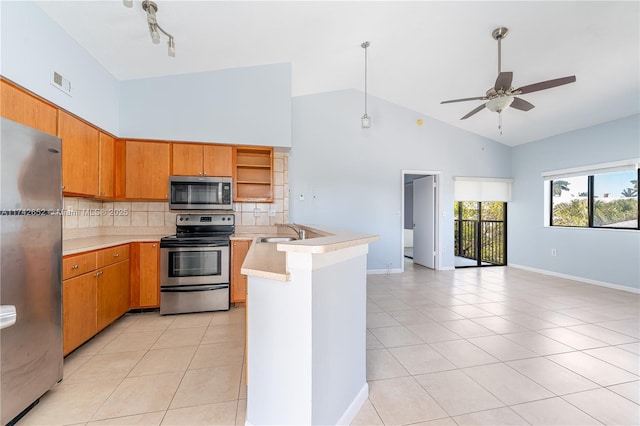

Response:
(367, 268), (403, 275)
(337, 382), (369, 425)
(508, 263), (640, 294)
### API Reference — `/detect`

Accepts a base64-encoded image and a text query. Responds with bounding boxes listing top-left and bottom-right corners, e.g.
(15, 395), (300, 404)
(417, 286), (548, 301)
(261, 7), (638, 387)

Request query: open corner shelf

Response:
(233, 146), (274, 202)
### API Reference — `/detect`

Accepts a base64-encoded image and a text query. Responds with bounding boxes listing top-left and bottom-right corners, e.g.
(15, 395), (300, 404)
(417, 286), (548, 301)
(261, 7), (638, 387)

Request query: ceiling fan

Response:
(441, 27), (576, 133)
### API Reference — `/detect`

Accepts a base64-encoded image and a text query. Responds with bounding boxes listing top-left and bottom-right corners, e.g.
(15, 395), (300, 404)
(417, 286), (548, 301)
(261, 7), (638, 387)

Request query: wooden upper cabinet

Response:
(172, 143), (205, 176)
(58, 110), (100, 196)
(98, 132), (115, 198)
(0, 80), (57, 135)
(125, 140), (170, 200)
(203, 145), (233, 177)
(172, 143), (233, 177)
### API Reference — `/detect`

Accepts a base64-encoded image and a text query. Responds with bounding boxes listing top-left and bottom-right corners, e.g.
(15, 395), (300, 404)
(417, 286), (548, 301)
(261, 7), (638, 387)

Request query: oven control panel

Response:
(176, 214), (235, 226)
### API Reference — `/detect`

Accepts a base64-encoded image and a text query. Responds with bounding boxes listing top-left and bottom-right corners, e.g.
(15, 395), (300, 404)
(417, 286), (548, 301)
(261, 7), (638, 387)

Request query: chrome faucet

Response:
(278, 223), (306, 240)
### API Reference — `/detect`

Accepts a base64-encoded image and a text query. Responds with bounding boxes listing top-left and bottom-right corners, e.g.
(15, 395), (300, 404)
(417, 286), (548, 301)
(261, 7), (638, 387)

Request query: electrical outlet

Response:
(551, 249), (557, 256)
(253, 207), (260, 217)
(268, 208), (276, 217)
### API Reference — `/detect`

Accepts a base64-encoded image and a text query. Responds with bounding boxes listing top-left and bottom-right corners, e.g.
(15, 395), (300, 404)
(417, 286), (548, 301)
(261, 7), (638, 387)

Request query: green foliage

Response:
(553, 198), (638, 227)
(593, 199), (638, 226)
(621, 179), (638, 197)
(552, 199), (588, 226)
(552, 180), (570, 197)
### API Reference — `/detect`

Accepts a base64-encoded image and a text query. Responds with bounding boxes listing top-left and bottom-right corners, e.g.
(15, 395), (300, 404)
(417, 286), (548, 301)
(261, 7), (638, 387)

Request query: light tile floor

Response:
(18, 262), (640, 425)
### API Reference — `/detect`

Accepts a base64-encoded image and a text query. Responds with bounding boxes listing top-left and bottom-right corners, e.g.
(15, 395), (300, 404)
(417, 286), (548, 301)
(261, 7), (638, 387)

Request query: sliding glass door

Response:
(454, 201), (507, 267)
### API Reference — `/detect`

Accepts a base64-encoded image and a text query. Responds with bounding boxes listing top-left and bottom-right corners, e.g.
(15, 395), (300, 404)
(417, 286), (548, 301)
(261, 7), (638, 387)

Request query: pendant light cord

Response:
(362, 41), (370, 116)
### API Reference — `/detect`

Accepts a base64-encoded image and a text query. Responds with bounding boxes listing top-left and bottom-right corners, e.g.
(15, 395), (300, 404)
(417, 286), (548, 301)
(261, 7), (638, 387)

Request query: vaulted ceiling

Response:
(37, 1), (639, 146)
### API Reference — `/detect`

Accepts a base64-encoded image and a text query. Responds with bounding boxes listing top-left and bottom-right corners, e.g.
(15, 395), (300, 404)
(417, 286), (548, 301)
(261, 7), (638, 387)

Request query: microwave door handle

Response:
(218, 183), (223, 203)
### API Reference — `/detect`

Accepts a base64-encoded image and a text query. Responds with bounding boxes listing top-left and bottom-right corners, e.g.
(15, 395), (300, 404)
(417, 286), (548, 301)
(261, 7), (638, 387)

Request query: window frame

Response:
(549, 168), (639, 230)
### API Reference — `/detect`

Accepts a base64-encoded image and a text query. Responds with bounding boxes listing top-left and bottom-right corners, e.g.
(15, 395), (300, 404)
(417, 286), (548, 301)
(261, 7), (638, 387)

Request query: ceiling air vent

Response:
(51, 71), (72, 96)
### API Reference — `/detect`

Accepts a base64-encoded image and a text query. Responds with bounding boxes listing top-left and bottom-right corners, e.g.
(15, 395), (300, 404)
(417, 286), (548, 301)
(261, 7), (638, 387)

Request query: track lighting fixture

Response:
(139, 1), (175, 57)
(361, 41), (371, 128)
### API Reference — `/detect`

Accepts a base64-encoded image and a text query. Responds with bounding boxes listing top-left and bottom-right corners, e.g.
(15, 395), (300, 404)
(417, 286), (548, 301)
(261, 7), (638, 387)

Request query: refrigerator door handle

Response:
(0, 305), (17, 330)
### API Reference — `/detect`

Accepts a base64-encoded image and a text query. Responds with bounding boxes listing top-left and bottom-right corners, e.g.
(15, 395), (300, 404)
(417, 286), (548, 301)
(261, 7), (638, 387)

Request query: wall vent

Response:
(51, 71), (72, 96)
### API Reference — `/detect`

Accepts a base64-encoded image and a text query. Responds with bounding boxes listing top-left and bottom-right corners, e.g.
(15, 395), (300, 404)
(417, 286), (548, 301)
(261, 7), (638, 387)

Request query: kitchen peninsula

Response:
(241, 225), (379, 426)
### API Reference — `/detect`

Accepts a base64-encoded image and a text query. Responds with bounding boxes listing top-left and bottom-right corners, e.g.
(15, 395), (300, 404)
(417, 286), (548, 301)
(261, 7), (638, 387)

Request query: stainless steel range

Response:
(160, 213), (234, 315)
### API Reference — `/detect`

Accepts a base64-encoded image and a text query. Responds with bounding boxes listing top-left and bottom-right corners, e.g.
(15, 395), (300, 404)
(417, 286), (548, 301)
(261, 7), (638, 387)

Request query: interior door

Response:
(413, 176), (435, 269)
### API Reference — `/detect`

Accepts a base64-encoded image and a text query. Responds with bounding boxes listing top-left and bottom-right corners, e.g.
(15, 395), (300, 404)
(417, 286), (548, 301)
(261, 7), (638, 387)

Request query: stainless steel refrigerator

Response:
(0, 118), (63, 425)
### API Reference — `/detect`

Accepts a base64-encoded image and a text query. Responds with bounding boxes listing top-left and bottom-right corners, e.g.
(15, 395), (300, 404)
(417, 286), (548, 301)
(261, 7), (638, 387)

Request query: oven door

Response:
(161, 246), (229, 286)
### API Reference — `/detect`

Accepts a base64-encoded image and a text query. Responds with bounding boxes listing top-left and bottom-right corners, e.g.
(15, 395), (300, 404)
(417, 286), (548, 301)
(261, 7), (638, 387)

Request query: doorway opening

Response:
(454, 201), (507, 268)
(402, 171), (440, 271)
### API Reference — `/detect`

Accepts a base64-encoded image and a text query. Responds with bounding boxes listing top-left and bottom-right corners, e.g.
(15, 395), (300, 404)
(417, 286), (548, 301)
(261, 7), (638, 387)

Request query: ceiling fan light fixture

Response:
(486, 96), (514, 113)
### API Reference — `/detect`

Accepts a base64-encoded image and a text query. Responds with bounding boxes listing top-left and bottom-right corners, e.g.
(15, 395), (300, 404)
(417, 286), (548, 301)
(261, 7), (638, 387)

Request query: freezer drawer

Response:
(160, 284), (229, 315)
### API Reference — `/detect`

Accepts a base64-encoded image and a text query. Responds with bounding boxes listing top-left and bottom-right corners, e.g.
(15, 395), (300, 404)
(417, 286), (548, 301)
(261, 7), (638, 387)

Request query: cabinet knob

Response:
(95, 271), (103, 277)
(100, 192), (105, 195)
(114, 253), (119, 257)
(152, 244), (157, 248)
(72, 264), (79, 270)
(203, 172), (207, 176)
(165, 195), (168, 199)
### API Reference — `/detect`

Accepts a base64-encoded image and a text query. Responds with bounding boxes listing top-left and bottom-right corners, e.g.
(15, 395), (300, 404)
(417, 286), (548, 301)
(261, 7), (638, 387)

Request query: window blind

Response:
(454, 177), (513, 202)
(542, 159), (639, 180)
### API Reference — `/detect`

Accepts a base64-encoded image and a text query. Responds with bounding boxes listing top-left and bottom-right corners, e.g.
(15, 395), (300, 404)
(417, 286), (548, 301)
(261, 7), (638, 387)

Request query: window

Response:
(549, 168), (639, 230)
(551, 176), (589, 227)
(593, 170), (638, 229)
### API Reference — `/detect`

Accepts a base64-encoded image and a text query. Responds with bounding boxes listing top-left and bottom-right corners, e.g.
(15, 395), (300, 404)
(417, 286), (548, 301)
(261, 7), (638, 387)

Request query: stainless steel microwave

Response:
(169, 176), (233, 210)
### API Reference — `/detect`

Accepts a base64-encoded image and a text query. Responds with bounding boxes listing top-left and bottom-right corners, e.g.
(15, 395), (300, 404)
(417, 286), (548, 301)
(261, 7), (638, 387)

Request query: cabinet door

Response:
(203, 145), (233, 177)
(63, 274), (97, 355)
(172, 143), (204, 176)
(130, 242), (160, 309)
(97, 260), (130, 331)
(59, 111), (99, 196)
(1, 80), (58, 136)
(125, 141), (170, 200)
(139, 243), (160, 307)
(98, 132), (115, 198)
(231, 240), (251, 303)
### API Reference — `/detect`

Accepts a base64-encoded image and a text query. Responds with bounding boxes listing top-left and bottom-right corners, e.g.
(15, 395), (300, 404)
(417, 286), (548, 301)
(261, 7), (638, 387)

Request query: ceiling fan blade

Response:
(510, 97), (535, 111)
(515, 75), (576, 95)
(494, 71), (513, 91)
(441, 96), (487, 104)
(460, 104), (486, 120)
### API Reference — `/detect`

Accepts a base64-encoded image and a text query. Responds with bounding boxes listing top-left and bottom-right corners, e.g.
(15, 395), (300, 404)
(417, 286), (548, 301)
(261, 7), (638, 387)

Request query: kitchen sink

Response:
(257, 236), (297, 243)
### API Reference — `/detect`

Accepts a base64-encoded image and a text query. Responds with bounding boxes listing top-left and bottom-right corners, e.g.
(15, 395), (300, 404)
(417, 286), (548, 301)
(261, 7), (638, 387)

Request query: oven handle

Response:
(161, 284), (228, 292)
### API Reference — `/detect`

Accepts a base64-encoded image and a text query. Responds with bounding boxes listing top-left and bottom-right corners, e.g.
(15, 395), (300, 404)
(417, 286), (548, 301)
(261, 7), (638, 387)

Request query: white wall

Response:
(510, 115), (640, 290)
(0, 1), (120, 134)
(288, 89), (512, 271)
(119, 64), (292, 147)
(1, 2), (292, 148)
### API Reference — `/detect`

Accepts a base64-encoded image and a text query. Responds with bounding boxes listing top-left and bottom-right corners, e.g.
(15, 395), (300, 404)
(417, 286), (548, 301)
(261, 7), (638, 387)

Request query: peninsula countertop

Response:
(240, 225), (379, 282)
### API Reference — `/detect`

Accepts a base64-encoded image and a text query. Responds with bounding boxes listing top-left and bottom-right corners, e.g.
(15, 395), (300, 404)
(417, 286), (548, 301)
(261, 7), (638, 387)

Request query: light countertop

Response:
(240, 225), (379, 282)
(63, 234), (168, 256)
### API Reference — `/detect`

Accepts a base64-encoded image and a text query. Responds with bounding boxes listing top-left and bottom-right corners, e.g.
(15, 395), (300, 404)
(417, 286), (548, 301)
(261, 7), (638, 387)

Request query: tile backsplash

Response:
(63, 152), (289, 239)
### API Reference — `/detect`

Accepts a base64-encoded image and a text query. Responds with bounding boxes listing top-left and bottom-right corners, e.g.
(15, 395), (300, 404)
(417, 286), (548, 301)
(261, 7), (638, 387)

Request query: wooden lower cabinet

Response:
(62, 274), (97, 356)
(62, 245), (131, 355)
(97, 260), (130, 331)
(130, 242), (160, 308)
(231, 239), (251, 303)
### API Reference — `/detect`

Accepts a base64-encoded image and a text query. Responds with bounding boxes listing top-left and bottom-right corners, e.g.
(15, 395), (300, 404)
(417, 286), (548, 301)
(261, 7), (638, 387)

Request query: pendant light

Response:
(361, 41), (371, 128)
